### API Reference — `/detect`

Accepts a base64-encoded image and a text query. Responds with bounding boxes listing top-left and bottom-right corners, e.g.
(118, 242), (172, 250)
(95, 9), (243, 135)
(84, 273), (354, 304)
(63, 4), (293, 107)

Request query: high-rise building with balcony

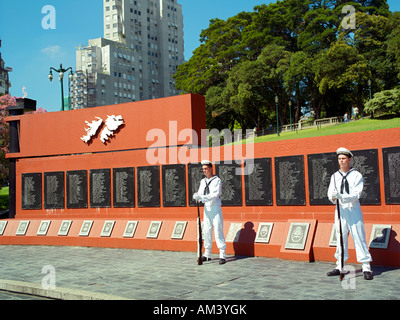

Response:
(72, 0), (184, 109)
(0, 39), (12, 96)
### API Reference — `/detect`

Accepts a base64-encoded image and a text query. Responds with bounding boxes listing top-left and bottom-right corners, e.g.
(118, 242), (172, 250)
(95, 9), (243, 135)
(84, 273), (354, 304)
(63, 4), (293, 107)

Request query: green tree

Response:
(0, 95), (14, 187)
(174, 0), (397, 130)
(386, 12), (400, 80)
(204, 85), (236, 131)
(314, 38), (370, 116)
(225, 44), (292, 129)
(364, 88), (400, 115)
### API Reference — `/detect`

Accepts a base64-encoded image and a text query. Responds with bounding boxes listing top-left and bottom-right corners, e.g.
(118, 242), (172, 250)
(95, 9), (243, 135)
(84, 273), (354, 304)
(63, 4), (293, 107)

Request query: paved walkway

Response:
(0, 245), (399, 302)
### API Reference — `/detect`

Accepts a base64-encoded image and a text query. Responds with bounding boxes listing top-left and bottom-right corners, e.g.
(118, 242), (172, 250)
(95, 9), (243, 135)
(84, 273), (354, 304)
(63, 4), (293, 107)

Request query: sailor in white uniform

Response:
(193, 160), (227, 264)
(327, 147), (373, 280)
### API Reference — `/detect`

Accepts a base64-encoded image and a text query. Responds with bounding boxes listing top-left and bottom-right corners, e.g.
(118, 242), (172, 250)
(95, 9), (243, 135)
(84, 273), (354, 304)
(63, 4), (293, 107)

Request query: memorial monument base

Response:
(4, 95), (400, 268)
(1, 218), (400, 268)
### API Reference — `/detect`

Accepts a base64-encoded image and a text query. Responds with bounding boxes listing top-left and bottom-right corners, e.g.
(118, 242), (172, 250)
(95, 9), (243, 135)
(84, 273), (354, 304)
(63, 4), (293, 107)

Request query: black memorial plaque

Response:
(44, 171), (65, 209)
(188, 163), (204, 207)
(307, 153), (338, 205)
(215, 162), (242, 206)
(66, 170), (88, 209)
(162, 164), (187, 207)
(244, 158), (273, 206)
(113, 167), (135, 208)
(137, 166), (160, 207)
(383, 146), (400, 204)
(352, 149), (381, 205)
(275, 155), (306, 206)
(90, 169), (111, 208)
(22, 173), (42, 210)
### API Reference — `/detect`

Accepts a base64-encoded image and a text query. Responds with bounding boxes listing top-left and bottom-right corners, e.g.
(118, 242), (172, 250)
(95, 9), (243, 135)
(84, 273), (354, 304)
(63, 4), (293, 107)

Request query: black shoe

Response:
(327, 269), (341, 276)
(202, 256), (211, 262)
(363, 271), (373, 280)
(219, 258), (226, 265)
(327, 269), (350, 277)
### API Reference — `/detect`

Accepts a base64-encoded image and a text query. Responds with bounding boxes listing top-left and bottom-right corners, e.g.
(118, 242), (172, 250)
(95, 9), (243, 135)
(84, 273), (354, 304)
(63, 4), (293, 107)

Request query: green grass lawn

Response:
(0, 186), (9, 211)
(245, 117), (400, 144)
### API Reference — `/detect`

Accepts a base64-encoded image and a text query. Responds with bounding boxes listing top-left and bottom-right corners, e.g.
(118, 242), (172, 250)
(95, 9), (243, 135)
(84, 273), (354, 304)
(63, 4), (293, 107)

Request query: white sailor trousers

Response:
(203, 207), (226, 259)
(334, 206), (372, 267)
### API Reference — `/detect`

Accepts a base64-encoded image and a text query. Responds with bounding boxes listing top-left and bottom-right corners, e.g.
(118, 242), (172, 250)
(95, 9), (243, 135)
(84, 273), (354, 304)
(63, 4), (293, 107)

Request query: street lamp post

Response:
(49, 64), (74, 111)
(368, 79), (373, 118)
(368, 79), (372, 100)
(288, 100), (293, 132)
(275, 95), (279, 137)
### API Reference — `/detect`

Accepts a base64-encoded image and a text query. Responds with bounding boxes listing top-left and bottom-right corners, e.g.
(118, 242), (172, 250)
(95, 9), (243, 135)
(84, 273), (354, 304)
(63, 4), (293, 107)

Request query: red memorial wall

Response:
(2, 94), (400, 267)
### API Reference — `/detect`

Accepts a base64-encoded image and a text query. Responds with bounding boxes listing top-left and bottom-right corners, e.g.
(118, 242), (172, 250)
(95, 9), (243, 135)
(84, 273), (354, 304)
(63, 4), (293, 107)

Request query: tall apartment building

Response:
(72, 0), (184, 109)
(0, 39), (12, 96)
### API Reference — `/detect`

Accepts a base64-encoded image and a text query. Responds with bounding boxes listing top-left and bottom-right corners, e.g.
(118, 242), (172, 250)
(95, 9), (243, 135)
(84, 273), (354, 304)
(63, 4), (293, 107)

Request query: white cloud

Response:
(41, 45), (64, 59)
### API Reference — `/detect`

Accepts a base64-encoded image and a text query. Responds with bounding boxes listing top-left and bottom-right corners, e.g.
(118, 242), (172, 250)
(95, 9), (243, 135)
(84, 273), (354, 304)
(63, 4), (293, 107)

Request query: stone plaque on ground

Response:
(244, 158), (273, 206)
(215, 162), (242, 206)
(307, 153), (338, 205)
(22, 173), (42, 210)
(255, 222), (274, 243)
(90, 169), (111, 208)
(16, 220), (30, 235)
(137, 166), (160, 207)
(162, 164), (186, 207)
(275, 156), (306, 206)
(171, 221), (187, 239)
(352, 149), (381, 205)
(369, 224), (392, 249)
(58, 220), (72, 236)
(66, 170), (88, 209)
(285, 222), (310, 250)
(147, 221), (162, 238)
(382, 146), (400, 204)
(44, 171), (65, 209)
(113, 167), (135, 208)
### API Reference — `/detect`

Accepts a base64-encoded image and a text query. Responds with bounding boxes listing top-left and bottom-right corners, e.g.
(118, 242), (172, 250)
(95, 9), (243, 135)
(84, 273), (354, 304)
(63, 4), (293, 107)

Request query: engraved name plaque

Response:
(162, 164), (186, 207)
(66, 170), (88, 209)
(215, 162), (242, 206)
(244, 158), (273, 206)
(383, 146), (400, 204)
(275, 156), (305, 206)
(352, 149), (381, 205)
(137, 166), (160, 207)
(113, 167), (135, 208)
(307, 153), (338, 205)
(22, 173), (42, 210)
(90, 169), (111, 208)
(188, 163), (203, 207)
(44, 171), (65, 209)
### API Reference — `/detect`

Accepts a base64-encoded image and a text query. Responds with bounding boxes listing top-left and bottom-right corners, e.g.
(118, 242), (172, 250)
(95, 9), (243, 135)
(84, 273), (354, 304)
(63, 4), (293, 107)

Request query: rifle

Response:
(193, 173), (203, 265)
(196, 198), (203, 265)
(333, 170), (345, 281)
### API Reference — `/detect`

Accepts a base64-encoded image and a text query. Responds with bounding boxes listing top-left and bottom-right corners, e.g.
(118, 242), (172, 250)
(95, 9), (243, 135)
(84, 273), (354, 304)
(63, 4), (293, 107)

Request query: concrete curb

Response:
(0, 279), (130, 300)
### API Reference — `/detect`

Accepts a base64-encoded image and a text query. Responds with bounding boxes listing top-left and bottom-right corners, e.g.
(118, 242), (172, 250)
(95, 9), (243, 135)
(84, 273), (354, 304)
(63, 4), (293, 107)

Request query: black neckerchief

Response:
(203, 176), (217, 195)
(338, 168), (354, 194)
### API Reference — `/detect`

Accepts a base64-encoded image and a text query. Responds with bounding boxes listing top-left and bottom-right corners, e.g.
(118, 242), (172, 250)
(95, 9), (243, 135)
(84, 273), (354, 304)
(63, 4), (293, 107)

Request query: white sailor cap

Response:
(201, 160), (212, 166)
(336, 147), (353, 158)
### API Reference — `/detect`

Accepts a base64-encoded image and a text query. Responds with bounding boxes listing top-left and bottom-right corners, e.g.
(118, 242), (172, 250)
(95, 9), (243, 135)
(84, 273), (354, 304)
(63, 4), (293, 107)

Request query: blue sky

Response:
(1, 0), (399, 112)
